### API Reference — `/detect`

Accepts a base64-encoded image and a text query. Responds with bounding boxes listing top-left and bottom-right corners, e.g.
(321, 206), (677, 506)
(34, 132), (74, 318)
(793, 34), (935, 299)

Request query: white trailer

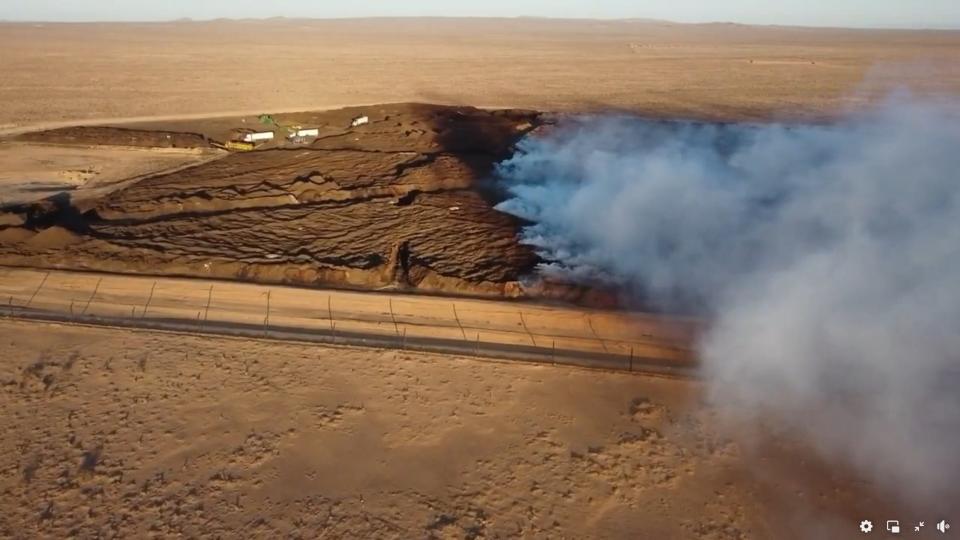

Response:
(242, 131), (275, 143)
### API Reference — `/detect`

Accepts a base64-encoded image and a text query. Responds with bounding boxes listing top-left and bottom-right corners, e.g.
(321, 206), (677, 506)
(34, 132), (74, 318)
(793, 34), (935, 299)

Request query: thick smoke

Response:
(495, 97), (960, 502)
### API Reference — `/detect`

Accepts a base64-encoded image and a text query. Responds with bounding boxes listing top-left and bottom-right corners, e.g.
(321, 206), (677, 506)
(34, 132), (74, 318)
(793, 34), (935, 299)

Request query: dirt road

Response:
(0, 267), (697, 374)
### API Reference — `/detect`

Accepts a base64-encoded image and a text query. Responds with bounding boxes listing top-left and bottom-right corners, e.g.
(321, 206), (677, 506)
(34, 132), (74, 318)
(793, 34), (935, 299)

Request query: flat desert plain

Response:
(1, 18), (960, 132)
(0, 320), (893, 539)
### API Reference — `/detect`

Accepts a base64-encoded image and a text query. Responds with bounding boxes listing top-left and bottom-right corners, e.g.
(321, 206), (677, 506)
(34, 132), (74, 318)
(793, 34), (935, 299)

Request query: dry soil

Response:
(2, 19), (959, 131)
(0, 320), (897, 539)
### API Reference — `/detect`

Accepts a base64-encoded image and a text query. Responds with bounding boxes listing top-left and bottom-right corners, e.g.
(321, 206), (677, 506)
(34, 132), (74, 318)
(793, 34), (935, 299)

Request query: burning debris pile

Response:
(494, 97), (960, 504)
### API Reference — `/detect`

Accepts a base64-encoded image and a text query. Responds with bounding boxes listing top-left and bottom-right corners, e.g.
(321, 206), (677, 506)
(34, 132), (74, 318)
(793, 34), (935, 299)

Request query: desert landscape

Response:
(0, 320), (901, 539)
(2, 18), (960, 131)
(1, 16), (958, 540)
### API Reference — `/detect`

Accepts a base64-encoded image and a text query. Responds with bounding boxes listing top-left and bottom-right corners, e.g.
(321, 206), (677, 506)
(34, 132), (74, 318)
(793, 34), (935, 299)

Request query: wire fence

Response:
(0, 269), (697, 377)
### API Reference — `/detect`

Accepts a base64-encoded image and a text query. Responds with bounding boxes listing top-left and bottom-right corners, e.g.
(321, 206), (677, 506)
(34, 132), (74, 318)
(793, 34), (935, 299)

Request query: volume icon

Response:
(937, 520), (951, 534)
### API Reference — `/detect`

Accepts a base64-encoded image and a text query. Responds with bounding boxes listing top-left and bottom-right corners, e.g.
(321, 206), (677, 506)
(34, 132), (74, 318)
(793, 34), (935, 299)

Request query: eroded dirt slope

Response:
(0, 104), (545, 297)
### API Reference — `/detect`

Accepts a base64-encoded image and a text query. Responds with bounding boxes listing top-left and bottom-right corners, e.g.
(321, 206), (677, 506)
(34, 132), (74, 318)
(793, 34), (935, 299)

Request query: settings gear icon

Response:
(859, 520), (874, 533)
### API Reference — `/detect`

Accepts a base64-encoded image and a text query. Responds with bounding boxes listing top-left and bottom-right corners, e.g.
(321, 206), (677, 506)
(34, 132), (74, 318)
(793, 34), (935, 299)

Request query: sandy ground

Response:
(0, 268), (695, 371)
(0, 142), (222, 206)
(1, 19), (959, 131)
(0, 319), (896, 539)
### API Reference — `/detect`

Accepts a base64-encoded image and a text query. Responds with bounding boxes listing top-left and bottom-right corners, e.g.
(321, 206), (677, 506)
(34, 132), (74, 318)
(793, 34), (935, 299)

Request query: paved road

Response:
(0, 267), (698, 375)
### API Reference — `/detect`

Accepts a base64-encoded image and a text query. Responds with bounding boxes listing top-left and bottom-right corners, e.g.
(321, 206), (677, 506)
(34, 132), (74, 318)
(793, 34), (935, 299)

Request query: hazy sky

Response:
(1, 0), (958, 29)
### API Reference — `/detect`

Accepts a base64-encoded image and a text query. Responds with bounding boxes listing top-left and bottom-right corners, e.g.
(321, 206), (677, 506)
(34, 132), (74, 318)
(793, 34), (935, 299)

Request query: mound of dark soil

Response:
(17, 126), (210, 149)
(0, 104), (546, 298)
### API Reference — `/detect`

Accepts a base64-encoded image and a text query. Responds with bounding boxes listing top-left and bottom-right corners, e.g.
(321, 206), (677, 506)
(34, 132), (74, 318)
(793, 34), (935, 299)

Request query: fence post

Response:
(519, 311), (537, 347)
(552, 340), (556, 365)
(475, 332), (480, 355)
(142, 281), (157, 319)
(26, 271), (50, 308)
(327, 296), (335, 332)
(389, 298), (401, 339)
(81, 277), (103, 316)
(629, 347), (634, 372)
(203, 285), (214, 323)
(452, 303), (467, 341)
(587, 314), (608, 353)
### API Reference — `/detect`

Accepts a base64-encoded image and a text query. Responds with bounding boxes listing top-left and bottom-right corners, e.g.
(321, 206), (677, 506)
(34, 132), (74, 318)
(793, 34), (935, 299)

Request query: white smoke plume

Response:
(495, 96), (960, 503)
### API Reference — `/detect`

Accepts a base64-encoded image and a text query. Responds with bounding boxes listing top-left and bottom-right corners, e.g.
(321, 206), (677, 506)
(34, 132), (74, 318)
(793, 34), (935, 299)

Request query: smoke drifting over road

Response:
(495, 98), (960, 501)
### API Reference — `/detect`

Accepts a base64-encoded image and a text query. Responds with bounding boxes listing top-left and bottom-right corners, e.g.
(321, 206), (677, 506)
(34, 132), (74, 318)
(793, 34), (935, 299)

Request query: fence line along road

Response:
(0, 267), (699, 377)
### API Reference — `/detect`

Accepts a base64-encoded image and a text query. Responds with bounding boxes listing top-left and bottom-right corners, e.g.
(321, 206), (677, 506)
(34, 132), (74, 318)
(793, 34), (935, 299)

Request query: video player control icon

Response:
(860, 520), (874, 534)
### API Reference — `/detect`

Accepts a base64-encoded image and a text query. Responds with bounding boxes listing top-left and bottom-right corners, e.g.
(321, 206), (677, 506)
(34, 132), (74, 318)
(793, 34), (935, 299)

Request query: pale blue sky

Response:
(1, 0), (958, 29)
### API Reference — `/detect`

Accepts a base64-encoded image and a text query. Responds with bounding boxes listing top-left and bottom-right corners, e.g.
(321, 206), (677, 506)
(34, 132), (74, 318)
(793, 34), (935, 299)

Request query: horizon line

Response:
(0, 15), (958, 32)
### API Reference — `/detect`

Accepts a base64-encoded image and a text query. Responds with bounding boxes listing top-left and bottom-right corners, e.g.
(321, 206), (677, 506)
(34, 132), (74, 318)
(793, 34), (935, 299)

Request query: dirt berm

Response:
(0, 104), (593, 300)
